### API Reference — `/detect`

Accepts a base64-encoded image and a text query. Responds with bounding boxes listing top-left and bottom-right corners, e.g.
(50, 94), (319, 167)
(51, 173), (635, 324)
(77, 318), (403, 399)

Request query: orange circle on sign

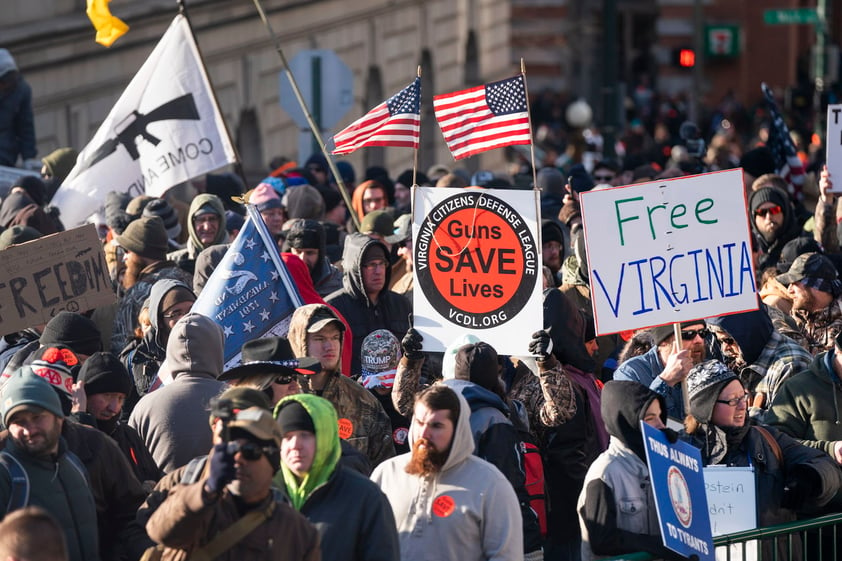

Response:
(338, 418), (353, 439)
(429, 208), (524, 314)
(432, 495), (455, 517)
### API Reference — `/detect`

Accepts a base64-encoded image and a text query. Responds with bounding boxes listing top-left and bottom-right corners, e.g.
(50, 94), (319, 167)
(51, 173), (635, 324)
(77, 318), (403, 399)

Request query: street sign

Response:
(763, 8), (819, 25)
(279, 49), (354, 131)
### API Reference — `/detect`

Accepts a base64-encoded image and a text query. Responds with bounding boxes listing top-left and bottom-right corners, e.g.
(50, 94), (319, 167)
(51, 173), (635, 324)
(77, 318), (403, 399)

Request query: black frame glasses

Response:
(274, 375), (297, 385)
(228, 441), (278, 461)
(715, 392), (749, 407)
(680, 328), (709, 340)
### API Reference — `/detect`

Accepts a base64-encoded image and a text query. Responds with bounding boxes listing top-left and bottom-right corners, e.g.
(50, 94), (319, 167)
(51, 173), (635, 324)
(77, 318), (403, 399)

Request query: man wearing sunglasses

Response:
(613, 321), (708, 420)
(146, 406), (321, 560)
(749, 185), (802, 273)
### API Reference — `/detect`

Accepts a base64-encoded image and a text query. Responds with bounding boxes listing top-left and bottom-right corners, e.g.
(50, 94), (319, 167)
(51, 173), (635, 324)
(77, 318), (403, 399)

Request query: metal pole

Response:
(601, 0), (618, 160)
(814, 0), (829, 139)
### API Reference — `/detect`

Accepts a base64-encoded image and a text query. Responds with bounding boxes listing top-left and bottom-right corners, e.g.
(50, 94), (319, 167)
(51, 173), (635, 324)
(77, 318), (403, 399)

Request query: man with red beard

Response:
(111, 215), (192, 353)
(371, 385), (522, 561)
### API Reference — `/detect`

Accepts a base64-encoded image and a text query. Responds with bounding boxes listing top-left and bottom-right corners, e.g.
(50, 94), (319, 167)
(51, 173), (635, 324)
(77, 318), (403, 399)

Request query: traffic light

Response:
(672, 47), (696, 68)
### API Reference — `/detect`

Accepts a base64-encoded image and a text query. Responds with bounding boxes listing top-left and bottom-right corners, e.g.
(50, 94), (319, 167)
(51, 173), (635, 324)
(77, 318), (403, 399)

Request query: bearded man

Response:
(371, 385), (523, 561)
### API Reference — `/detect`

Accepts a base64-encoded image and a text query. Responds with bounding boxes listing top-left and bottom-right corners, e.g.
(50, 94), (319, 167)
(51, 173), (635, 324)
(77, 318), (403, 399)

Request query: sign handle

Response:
(673, 322), (691, 415)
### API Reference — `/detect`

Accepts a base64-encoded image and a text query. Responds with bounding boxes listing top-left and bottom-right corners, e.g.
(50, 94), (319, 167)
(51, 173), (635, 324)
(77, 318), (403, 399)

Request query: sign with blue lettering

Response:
(642, 421), (714, 561)
(579, 169), (757, 335)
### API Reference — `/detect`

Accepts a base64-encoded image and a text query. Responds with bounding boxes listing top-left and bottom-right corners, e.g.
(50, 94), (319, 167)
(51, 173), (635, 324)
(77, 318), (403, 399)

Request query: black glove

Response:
(782, 465), (820, 511)
(402, 328), (424, 359)
(206, 442), (237, 494)
(528, 330), (553, 359)
(661, 427), (680, 444)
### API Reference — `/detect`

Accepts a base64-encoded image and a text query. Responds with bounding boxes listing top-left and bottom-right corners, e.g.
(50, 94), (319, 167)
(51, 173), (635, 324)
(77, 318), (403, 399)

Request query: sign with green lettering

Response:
(763, 8), (819, 25)
(0, 224), (115, 337)
(579, 169), (757, 335)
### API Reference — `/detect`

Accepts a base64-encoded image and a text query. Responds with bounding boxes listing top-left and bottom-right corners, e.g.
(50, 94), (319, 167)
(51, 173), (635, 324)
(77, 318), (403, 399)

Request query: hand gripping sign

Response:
(412, 187), (543, 355)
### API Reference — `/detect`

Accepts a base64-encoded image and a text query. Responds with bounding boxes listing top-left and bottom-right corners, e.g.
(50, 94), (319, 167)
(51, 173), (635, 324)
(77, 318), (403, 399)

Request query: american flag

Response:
(331, 78), (421, 155)
(761, 82), (805, 201)
(434, 75), (531, 160)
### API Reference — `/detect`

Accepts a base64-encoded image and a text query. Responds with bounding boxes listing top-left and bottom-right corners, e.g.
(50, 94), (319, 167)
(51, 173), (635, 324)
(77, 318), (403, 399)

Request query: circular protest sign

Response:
(415, 191), (537, 329)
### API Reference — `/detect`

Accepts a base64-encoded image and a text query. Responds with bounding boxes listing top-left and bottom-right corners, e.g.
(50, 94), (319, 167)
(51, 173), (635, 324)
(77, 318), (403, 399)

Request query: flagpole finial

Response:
(417, 65), (422, 77)
(520, 58), (526, 75)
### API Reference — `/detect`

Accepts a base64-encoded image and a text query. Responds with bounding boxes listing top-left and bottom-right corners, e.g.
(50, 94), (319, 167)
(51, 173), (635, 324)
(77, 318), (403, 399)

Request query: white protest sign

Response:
(579, 168), (758, 335)
(826, 104), (842, 193)
(412, 187), (543, 355)
(704, 466), (759, 561)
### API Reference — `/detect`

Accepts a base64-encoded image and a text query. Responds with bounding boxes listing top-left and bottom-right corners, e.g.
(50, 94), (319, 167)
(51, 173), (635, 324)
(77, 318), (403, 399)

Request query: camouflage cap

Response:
(776, 252), (839, 289)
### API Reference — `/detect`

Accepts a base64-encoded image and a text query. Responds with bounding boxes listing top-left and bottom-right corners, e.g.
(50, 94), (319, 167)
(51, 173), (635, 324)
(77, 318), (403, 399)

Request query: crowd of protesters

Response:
(6, 41), (842, 560)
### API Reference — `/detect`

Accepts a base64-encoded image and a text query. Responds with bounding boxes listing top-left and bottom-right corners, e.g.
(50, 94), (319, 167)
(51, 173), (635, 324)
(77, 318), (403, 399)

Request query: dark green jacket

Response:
(0, 437), (100, 561)
(766, 350), (842, 457)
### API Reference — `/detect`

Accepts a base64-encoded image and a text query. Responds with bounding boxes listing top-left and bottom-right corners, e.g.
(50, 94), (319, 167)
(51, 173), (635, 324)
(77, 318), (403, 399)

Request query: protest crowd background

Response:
(6, 4), (842, 561)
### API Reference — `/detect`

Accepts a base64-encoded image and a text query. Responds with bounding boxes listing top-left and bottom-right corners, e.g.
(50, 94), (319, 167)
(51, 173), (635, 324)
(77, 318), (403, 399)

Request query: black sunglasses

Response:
(274, 374), (297, 385)
(680, 328), (709, 340)
(228, 441), (278, 461)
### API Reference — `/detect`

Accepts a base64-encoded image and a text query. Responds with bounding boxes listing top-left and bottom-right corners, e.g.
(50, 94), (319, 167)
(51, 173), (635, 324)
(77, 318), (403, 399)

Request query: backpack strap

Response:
(0, 451), (30, 512)
(754, 425), (784, 464)
(180, 456), (208, 485)
(188, 498), (276, 561)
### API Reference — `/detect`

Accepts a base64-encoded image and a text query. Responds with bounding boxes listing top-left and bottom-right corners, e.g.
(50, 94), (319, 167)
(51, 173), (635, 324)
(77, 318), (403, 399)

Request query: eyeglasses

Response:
(594, 174), (614, 182)
(716, 392), (750, 407)
(163, 308), (188, 320)
(228, 441), (278, 461)
(274, 375), (297, 385)
(363, 260), (387, 271)
(717, 336), (737, 346)
(363, 197), (385, 206)
(754, 205), (782, 218)
(680, 328), (709, 340)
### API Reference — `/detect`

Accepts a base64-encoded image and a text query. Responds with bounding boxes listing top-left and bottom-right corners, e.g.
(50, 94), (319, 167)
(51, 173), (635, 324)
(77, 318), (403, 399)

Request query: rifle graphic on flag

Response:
(191, 205), (303, 370)
(52, 14), (237, 228)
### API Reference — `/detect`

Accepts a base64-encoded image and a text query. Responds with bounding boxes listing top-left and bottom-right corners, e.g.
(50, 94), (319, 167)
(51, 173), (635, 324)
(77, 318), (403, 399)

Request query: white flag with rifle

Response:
(52, 14), (237, 227)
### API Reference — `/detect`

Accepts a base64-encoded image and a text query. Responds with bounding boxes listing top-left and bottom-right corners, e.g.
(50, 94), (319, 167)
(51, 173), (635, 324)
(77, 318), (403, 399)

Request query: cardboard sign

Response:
(580, 169), (757, 335)
(827, 105), (842, 193)
(0, 225), (115, 337)
(704, 466), (759, 561)
(642, 421), (714, 561)
(412, 187), (543, 355)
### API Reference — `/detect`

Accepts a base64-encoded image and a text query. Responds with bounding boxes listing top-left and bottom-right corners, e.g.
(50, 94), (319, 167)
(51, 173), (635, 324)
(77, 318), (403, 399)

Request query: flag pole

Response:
(177, 0), (250, 191)
(412, 65), (422, 188)
(250, 0), (360, 231)
(520, 58), (539, 192)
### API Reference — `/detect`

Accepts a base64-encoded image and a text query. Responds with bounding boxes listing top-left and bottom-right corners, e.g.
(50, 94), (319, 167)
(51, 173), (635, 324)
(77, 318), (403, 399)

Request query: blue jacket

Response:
(613, 345), (686, 420)
(0, 77), (36, 166)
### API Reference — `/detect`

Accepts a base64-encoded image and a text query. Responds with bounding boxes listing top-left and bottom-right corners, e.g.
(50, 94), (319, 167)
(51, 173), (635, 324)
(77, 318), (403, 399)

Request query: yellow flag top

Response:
(86, 0), (129, 47)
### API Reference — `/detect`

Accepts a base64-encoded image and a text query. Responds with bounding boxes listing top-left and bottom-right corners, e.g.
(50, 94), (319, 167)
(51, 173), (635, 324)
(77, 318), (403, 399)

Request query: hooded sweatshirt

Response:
(168, 193), (227, 273)
(287, 303), (395, 467)
(128, 313), (225, 472)
(577, 381), (683, 561)
(371, 390), (523, 561)
(274, 394), (400, 561)
(326, 233), (410, 377)
(748, 187), (803, 272)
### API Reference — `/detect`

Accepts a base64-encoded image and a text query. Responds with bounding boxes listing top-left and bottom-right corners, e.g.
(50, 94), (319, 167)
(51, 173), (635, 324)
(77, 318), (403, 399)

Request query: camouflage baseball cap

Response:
(360, 329), (400, 389)
(776, 252), (838, 286)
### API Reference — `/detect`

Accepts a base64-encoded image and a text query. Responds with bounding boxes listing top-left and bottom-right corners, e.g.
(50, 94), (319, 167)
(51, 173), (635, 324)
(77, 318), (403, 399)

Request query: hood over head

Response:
(408, 385), (476, 472)
(274, 393), (341, 510)
(340, 233), (391, 300)
(163, 312), (224, 380)
(287, 303), (344, 362)
(188, 193), (227, 251)
(706, 305), (774, 365)
(600, 380), (665, 462)
(148, 279), (195, 351)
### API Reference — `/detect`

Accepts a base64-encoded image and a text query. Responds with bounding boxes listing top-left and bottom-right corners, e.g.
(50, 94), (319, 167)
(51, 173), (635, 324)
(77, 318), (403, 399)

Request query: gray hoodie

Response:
(128, 312), (225, 473)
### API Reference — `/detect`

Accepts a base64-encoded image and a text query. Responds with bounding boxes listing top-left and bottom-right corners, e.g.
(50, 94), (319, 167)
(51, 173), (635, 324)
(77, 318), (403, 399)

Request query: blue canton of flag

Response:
(192, 205), (302, 369)
(485, 76), (528, 115)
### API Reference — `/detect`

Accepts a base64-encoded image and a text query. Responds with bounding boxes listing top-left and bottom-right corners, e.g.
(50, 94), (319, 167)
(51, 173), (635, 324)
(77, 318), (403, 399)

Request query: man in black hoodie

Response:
(326, 233), (410, 378)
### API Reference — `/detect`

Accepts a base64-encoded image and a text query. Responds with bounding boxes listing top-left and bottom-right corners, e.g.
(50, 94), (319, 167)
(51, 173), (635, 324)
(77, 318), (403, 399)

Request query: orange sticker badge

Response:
(432, 495), (455, 517)
(338, 418), (353, 439)
(415, 191), (538, 329)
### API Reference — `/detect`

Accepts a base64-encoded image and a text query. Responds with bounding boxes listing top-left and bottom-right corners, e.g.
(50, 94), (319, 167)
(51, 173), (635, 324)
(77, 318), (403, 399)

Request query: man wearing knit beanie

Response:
(541, 219), (566, 286)
(40, 311), (102, 358)
(0, 369), (100, 561)
(285, 218), (343, 297)
(78, 351), (161, 484)
(111, 214), (193, 355)
(748, 185), (801, 272)
(613, 319), (708, 420)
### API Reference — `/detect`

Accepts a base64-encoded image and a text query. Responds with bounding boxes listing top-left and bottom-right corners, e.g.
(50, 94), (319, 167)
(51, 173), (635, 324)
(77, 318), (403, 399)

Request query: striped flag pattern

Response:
(761, 82), (805, 201)
(434, 75), (531, 160)
(331, 78), (421, 154)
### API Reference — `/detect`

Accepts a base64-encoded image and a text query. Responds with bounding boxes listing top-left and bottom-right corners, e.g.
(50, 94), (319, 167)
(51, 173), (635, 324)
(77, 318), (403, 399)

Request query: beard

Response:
(404, 438), (449, 476)
(122, 253), (147, 290)
(720, 351), (746, 373)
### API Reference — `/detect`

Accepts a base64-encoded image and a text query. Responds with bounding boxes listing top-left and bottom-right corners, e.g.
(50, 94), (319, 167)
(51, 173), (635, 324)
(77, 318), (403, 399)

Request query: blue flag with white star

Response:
(192, 205), (303, 368)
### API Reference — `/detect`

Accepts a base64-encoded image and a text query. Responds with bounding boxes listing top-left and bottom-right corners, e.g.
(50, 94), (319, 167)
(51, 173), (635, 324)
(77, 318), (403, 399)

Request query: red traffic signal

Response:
(677, 48), (695, 68)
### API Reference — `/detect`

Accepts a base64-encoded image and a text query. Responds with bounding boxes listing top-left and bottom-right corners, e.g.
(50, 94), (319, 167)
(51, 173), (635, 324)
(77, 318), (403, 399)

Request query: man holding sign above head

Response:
(613, 321), (707, 421)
